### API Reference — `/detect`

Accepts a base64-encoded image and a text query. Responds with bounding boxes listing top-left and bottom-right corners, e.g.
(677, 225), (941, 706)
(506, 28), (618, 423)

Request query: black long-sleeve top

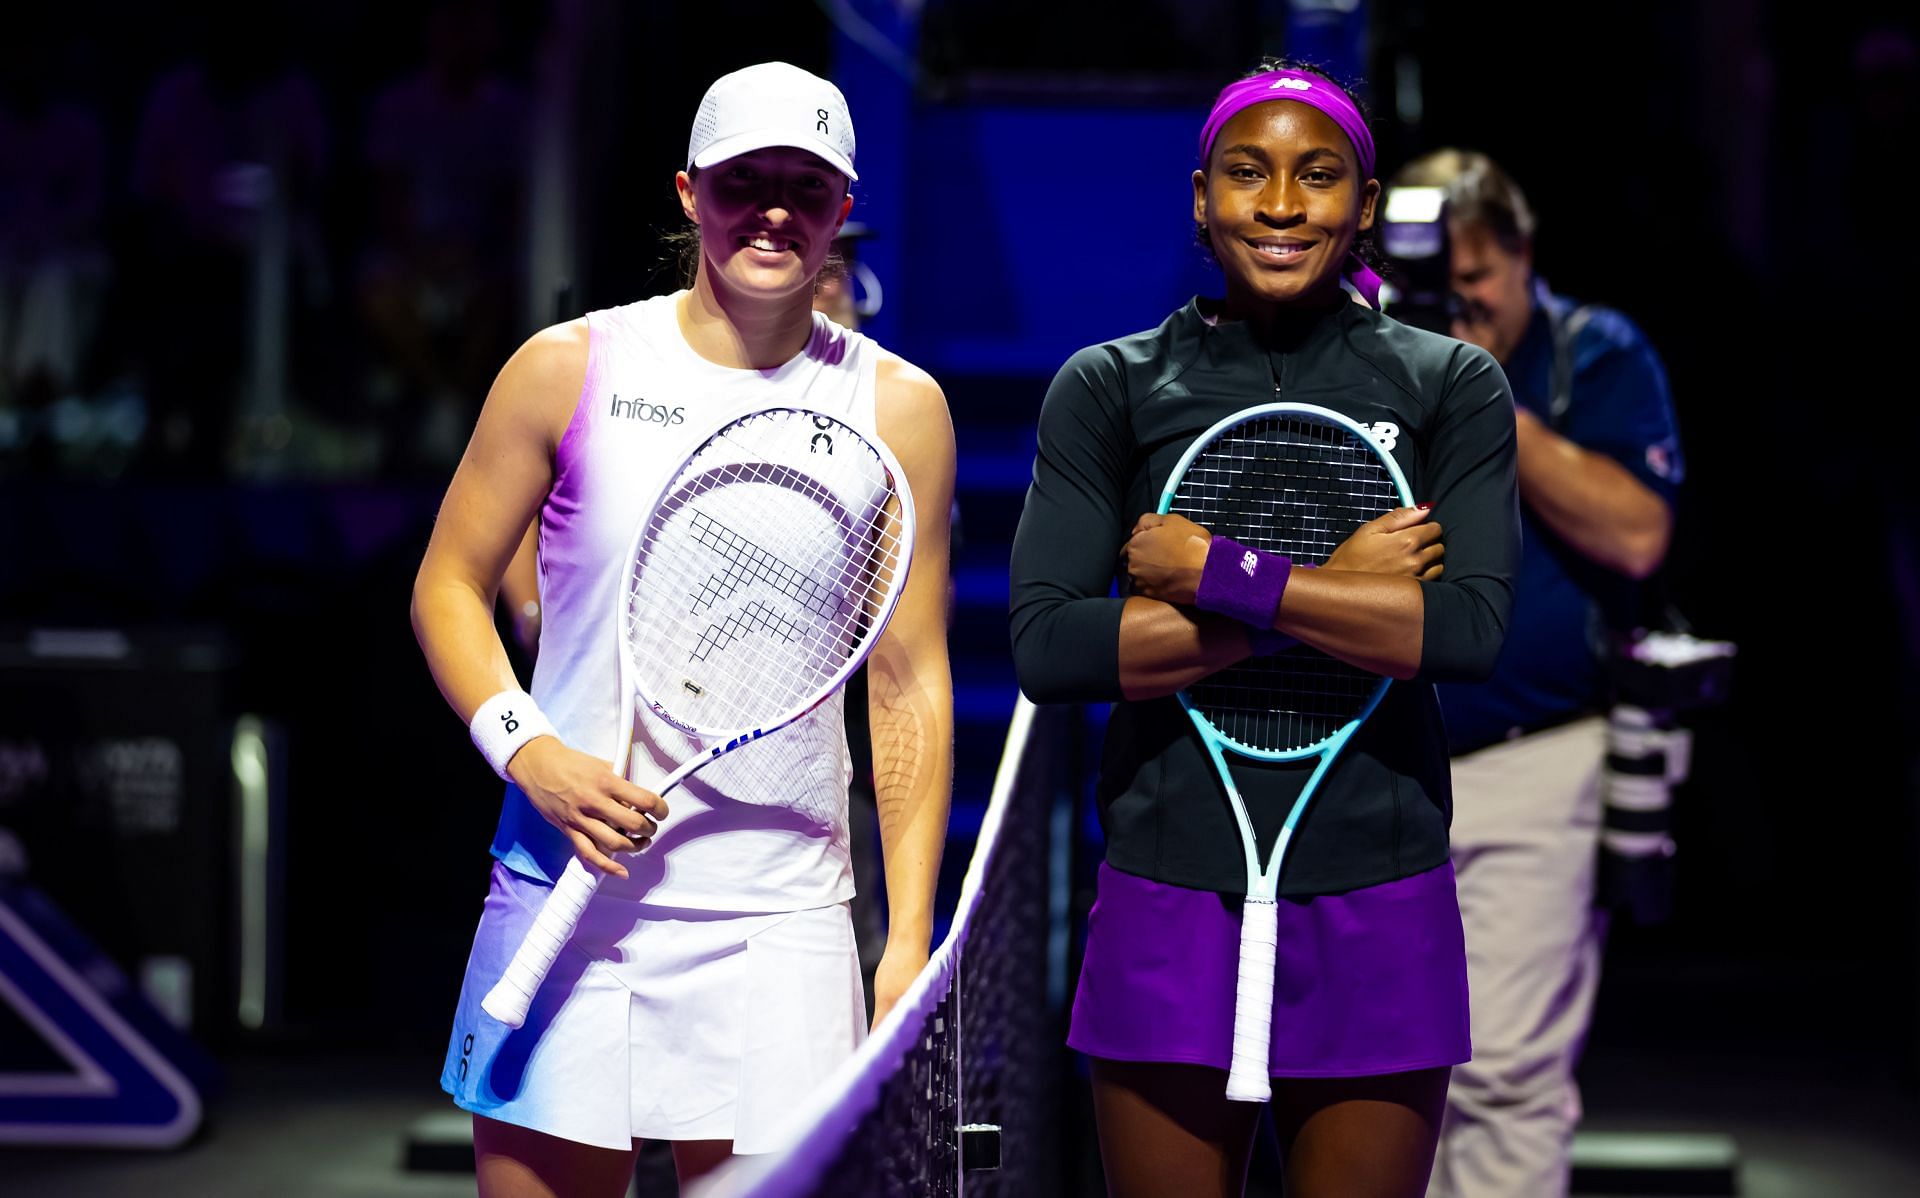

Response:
(1009, 298), (1519, 895)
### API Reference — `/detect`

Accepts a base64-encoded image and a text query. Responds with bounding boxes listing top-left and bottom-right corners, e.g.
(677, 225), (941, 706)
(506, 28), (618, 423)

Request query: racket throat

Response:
(1261, 826), (1294, 887)
(1247, 824), (1295, 900)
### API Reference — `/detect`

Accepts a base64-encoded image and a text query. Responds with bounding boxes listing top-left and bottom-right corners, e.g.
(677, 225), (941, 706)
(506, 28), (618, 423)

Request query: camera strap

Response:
(1544, 285), (1595, 433)
(1540, 287), (1734, 692)
(1540, 285), (1682, 647)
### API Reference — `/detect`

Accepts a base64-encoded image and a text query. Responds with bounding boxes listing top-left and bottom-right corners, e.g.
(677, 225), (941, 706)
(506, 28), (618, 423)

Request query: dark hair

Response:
(1194, 57), (1383, 276)
(658, 164), (848, 292)
(1389, 149), (1536, 255)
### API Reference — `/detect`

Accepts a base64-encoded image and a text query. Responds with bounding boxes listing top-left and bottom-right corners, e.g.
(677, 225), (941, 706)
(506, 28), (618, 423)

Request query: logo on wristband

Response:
(500, 711), (519, 734)
(1241, 550), (1259, 577)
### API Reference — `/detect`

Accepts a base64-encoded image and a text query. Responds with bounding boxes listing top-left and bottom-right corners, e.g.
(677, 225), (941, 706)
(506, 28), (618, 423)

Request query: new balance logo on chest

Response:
(609, 395), (686, 426)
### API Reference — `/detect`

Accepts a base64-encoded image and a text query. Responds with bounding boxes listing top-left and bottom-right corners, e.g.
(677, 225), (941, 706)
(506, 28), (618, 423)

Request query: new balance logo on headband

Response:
(1269, 78), (1313, 91)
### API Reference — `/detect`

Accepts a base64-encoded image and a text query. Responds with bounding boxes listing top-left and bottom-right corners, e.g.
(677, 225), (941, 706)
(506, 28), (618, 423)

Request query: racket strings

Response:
(718, 446), (907, 606)
(1170, 413), (1402, 754)
(630, 499), (899, 723)
(1191, 655), (1377, 752)
(623, 410), (907, 736)
(685, 507), (850, 629)
(690, 599), (804, 662)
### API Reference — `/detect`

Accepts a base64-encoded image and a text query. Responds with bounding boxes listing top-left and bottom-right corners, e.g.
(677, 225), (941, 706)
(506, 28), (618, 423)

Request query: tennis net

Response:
(693, 696), (1071, 1197)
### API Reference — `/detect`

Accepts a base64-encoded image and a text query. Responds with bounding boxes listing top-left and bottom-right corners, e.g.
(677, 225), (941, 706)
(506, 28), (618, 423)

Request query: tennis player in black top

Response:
(1009, 61), (1520, 1198)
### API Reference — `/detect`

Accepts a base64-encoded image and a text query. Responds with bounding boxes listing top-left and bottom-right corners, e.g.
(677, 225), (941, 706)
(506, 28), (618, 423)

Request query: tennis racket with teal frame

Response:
(1158, 400), (1413, 1102)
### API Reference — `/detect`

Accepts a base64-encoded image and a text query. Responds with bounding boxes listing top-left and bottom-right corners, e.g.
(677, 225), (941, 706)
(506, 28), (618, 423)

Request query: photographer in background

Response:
(1386, 150), (1684, 1198)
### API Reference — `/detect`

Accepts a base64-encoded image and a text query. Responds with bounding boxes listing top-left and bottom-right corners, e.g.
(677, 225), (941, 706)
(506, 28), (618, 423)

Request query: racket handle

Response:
(480, 857), (603, 1029)
(1225, 895), (1279, 1102)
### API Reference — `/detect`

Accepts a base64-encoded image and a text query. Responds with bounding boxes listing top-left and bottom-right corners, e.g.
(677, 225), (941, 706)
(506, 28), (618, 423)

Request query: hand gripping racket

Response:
(482, 404), (915, 1028)
(1158, 401), (1412, 1101)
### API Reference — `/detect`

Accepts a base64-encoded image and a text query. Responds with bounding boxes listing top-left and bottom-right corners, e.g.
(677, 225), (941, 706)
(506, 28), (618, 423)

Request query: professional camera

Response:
(1606, 626), (1736, 713)
(1596, 704), (1688, 925)
(1376, 185), (1459, 335)
(1597, 627), (1735, 924)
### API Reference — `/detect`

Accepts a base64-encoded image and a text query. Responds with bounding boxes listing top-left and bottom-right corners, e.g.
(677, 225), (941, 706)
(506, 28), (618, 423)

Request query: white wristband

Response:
(469, 690), (558, 782)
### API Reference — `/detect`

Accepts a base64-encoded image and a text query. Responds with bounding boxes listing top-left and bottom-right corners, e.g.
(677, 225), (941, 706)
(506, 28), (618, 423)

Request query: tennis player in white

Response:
(411, 62), (955, 1196)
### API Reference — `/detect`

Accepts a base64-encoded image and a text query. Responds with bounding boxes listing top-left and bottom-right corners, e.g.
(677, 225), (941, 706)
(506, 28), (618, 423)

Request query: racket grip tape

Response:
(480, 857), (604, 1029)
(1224, 895), (1279, 1102)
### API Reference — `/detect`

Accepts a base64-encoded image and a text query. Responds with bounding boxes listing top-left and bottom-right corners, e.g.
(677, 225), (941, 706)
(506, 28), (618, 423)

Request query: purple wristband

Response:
(1247, 562), (1314, 654)
(1195, 535), (1292, 629)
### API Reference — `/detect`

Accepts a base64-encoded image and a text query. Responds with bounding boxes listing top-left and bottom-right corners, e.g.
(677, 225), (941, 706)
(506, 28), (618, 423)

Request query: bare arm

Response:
(1115, 598), (1252, 699)
(410, 320), (663, 877)
(1513, 406), (1671, 579)
(1117, 575), (1425, 692)
(1119, 507), (1446, 696)
(410, 330), (565, 719)
(499, 521), (542, 655)
(866, 358), (956, 1028)
(1268, 569), (1425, 678)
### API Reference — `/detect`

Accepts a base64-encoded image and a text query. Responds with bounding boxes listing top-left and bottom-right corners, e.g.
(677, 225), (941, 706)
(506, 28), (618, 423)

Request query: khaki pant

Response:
(1428, 717), (1608, 1198)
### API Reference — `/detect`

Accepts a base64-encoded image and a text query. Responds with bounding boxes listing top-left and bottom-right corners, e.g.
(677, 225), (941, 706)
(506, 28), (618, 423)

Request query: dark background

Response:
(1, 0), (1916, 1187)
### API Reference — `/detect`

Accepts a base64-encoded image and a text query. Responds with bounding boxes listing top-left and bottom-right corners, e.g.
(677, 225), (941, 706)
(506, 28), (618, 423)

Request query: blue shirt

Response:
(1436, 285), (1683, 755)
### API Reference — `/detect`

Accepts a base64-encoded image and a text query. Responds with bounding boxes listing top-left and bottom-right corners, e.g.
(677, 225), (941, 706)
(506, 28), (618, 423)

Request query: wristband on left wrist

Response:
(1194, 535), (1293, 629)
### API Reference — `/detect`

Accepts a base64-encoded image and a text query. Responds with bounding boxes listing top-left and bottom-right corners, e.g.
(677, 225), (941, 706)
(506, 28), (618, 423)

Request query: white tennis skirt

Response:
(440, 861), (865, 1152)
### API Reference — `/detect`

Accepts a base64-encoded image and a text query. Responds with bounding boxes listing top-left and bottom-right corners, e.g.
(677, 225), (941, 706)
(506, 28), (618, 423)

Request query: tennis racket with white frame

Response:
(481, 403), (915, 1029)
(1158, 400), (1413, 1102)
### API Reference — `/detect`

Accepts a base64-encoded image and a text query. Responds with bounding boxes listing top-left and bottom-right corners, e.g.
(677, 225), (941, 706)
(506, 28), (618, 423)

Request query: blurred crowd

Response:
(0, 1), (535, 482)
(3, 0), (1914, 504)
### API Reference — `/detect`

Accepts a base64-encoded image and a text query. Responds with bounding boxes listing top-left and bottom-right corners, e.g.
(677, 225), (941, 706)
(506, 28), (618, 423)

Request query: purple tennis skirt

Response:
(1068, 860), (1470, 1077)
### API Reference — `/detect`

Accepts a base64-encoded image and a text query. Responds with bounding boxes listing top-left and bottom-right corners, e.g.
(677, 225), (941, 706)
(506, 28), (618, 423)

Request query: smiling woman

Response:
(1190, 60), (1385, 310)
(1009, 57), (1521, 1198)
(410, 60), (956, 1198)
(681, 146), (851, 301)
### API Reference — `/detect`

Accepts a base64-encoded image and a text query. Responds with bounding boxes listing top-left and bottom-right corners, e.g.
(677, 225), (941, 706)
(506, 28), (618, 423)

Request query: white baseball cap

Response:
(688, 62), (858, 182)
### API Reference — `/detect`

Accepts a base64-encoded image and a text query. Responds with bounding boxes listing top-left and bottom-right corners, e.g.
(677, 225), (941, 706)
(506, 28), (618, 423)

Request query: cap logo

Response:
(1269, 78), (1313, 91)
(688, 64), (856, 181)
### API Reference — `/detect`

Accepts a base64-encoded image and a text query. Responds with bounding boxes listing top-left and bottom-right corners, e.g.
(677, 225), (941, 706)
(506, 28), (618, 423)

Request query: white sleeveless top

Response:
(490, 292), (889, 912)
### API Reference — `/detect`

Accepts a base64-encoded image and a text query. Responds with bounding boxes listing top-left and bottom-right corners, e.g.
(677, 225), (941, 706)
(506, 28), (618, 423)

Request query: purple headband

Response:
(1197, 69), (1384, 306)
